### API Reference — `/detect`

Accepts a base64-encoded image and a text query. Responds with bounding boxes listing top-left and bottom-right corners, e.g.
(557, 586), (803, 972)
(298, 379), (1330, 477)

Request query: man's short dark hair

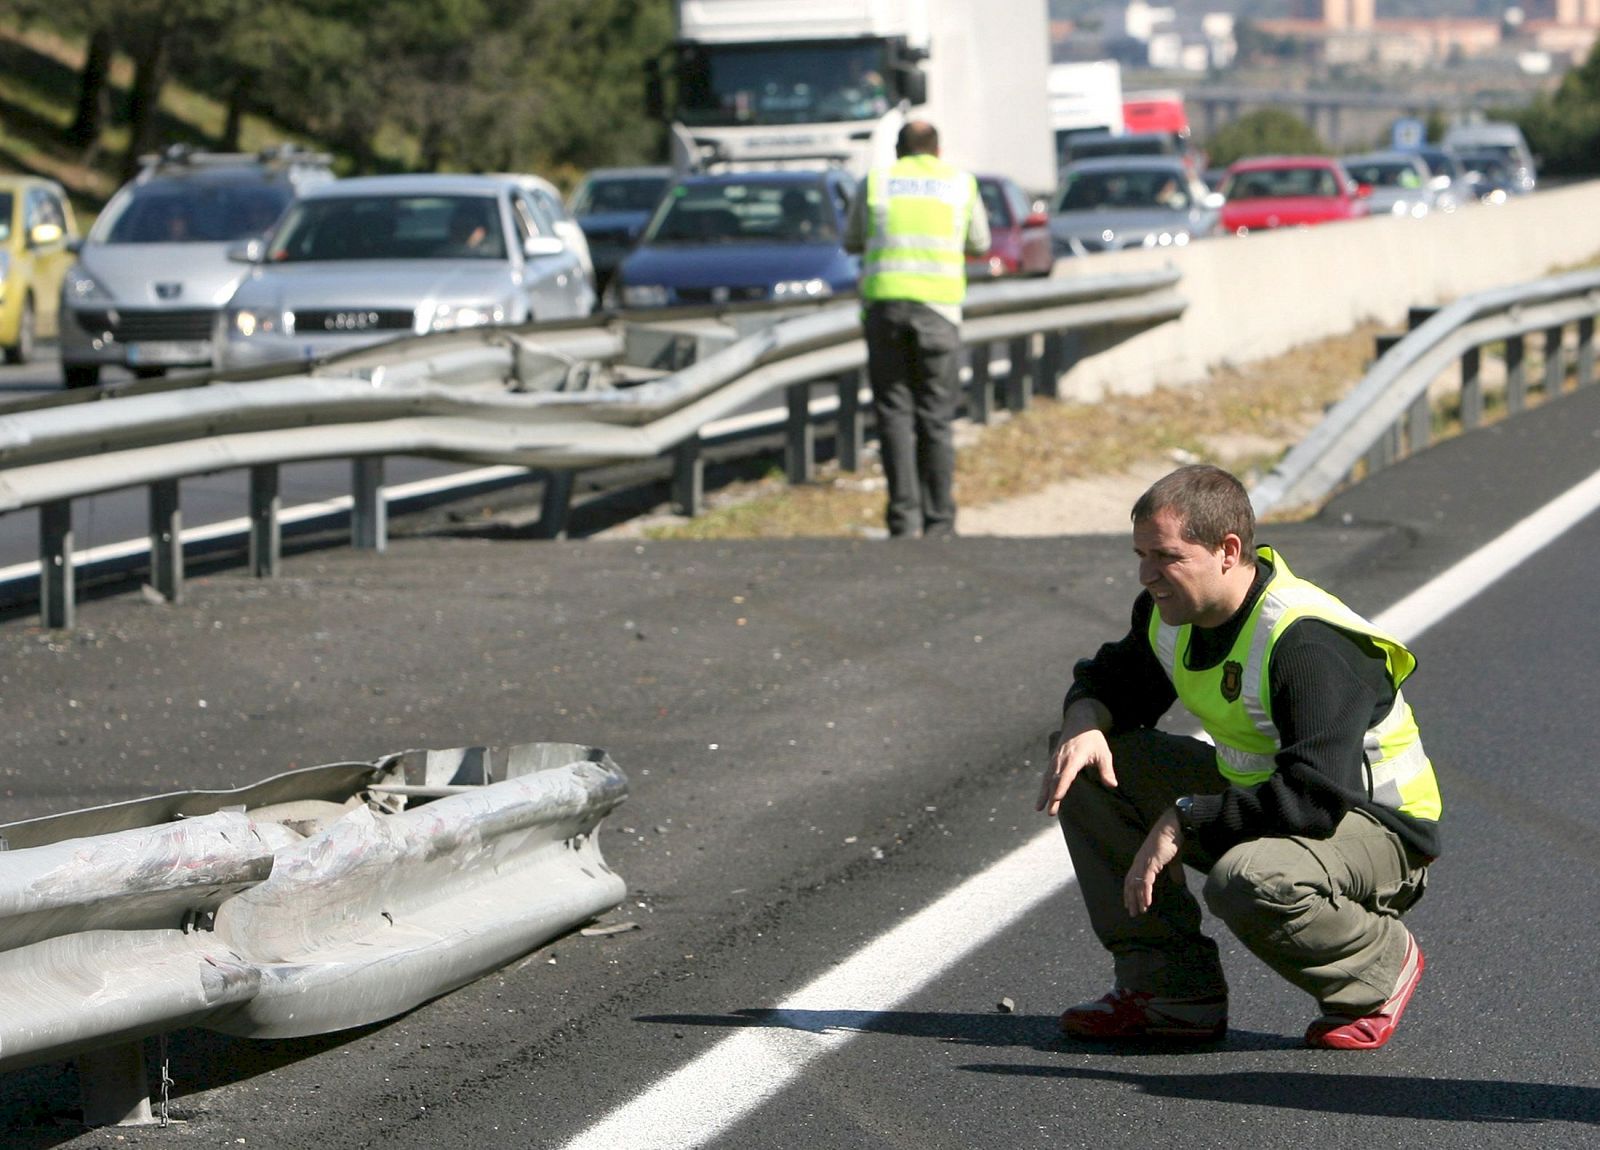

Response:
(1132, 464), (1255, 557)
(896, 121), (939, 157)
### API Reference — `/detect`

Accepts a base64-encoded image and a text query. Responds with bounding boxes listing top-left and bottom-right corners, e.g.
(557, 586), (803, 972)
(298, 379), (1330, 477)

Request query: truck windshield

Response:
(677, 41), (892, 127)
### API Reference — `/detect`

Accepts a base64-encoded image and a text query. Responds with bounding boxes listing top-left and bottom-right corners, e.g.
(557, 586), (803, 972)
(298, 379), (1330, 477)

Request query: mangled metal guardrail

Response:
(0, 741), (628, 1126)
(0, 269), (1184, 627)
(1252, 267), (1600, 517)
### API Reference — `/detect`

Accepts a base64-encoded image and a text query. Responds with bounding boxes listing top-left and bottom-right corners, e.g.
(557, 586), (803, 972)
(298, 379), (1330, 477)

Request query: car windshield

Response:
(267, 194), (509, 262)
(572, 176), (669, 216)
(1344, 161), (1422, 188)
(979, 181), (1013, 227)
(1459, 153), (1511, 179)
(1056, 169), (1190, 212)
(677, 41), (891, 127)
(102, 182), (291, 243)
(1223, 166), (1342, 200)
(0, 193), (12, 244)
(645, 182), (837, 244)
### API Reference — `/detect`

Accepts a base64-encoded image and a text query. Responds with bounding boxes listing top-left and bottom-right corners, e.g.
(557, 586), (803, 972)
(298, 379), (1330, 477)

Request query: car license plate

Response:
(126, 341), (209, 366)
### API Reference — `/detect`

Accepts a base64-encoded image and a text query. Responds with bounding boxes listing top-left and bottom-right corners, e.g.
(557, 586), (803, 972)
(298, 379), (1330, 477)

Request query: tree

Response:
(1202, 107), (1328, 168)
(1504, 36), (1600, 178)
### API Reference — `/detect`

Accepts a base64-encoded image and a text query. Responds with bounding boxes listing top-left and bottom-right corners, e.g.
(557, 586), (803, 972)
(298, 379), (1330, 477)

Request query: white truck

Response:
(1049, 60), (1124, 170)
(653, 0), (1056, 193)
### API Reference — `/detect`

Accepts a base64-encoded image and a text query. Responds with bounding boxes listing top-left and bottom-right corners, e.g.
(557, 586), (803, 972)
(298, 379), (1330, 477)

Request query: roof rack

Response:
(136, 143), (334, 178)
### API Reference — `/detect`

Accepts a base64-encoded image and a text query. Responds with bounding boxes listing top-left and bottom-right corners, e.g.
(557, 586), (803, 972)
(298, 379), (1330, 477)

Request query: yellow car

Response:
(0, 175), (80, 364)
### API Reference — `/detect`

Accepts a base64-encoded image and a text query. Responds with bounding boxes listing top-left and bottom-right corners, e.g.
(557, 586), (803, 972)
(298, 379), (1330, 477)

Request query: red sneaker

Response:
(1060, 988), (1228, 1041)
(1305, 932), (1425, 1050)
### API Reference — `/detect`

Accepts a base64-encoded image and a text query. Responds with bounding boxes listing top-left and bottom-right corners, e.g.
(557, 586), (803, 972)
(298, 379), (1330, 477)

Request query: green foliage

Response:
(1500, 36), (1600, 178)
(1202, 108), (1328, 168)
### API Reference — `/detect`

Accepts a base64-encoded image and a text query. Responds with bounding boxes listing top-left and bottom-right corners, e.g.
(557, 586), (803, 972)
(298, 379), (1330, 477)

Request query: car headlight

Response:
(429, 302), (506, 331)
(63, 267), (112, 303)
(621, 284), (669, 307)
(772, 278), (832, 300)
(229, 307), (281, 338)
(1139, 232), (1187, 248)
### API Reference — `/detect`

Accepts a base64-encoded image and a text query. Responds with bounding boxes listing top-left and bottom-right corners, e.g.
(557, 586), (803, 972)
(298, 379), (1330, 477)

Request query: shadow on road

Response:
(960, 1063), (1600, 1125)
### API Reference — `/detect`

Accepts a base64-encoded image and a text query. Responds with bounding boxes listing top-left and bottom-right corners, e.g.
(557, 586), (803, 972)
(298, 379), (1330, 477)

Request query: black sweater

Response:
(1063, 558), (1442, 861)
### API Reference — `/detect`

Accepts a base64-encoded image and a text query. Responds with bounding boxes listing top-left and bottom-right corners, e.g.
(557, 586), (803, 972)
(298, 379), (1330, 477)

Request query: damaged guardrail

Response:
(1252, 268), (1600, 518)
(0, 269), (1184, 628)
(0, 740), (628, 1127)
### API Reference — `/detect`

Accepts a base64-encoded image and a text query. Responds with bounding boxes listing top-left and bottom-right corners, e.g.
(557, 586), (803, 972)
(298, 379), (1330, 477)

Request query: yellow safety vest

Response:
(860, 154), (976, 306)
(1146, 546), (1442, 823)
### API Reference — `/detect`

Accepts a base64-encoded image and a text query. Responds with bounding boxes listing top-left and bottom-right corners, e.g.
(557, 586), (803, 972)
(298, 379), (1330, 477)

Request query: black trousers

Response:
(863, 299), (961, 537)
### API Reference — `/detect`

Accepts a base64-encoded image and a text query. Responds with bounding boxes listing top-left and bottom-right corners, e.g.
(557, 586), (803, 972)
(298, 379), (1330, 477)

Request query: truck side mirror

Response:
(896, 64), (927, 107)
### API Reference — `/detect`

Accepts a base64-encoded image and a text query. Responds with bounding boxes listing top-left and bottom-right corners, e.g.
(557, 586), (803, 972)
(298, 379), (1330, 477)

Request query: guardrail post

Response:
(968, 343), (992, 425)
(837, 370), (865, 473)
(1365, 422), (1399, 476)
(1543, 326), (1565, 398)
(39, 500), (74, 630)
(352, 458), (386, 552)
(784, 382), (814, 485)
(1505, 334), (1526, 414)
(672, 437), (704, 517)
(249, 464), (281, 579)
(1577, 317), (1595, 389)
(148, 479), (183, 604)
(1005, 335), (1033, 413)
(77, 1041), (154, 1128)
(1407, 306), (1437, 331)
(1408, 392), (1432, 454)
(536, 470), (575, 539)
(1460, 345), (1483, 430)
(1038, 333), (1064, 400)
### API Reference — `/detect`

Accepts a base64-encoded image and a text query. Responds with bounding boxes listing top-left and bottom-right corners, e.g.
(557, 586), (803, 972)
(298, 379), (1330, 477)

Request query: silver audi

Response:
(216, 173), (595, 371)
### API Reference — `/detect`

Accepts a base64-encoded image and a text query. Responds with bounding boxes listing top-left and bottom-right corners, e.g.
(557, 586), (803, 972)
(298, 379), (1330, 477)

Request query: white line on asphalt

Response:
(558, 830), (1073, 1150)
(560, 465), (1600, 1150)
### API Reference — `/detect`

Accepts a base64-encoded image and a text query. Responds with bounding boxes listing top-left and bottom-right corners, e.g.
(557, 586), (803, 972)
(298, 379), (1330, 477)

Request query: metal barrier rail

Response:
(1252, 269), (1600, 518)
(0, 270), (1185, 629)
(0, 741), (628, 1127)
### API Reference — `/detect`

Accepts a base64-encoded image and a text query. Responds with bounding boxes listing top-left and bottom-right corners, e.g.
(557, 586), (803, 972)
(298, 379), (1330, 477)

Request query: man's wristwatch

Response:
(1174, 795), (1197, 835)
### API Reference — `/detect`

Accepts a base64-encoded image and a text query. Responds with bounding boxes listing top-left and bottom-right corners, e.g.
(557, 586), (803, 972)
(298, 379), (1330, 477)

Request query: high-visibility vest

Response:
(860, 154), (977, 306)
(1147, 546), (1442, 823)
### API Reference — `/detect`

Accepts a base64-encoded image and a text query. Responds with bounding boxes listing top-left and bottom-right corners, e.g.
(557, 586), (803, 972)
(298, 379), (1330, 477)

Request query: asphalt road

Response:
(2, 382), (1598, 1148)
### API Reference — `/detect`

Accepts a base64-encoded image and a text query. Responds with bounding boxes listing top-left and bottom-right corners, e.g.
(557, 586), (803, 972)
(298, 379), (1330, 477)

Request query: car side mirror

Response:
(227, 238), (265, 263)
(523, 236), (567, 258)
(28, 222), (65, 247)
(1023, 210), (1050, 228)
(1355, 183), (1374, 199)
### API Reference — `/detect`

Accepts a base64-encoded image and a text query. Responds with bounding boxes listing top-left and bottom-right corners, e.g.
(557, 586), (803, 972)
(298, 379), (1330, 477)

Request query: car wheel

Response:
(3, 296), (35, 365)
(62, 364), (100, 389)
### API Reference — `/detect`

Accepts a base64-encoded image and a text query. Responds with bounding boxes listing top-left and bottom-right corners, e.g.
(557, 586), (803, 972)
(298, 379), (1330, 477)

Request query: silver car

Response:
(1340, 152), (1437, 219)
(59, 145), (334, 388)
(1051, 157), (1222, 257)
(216, 173), (595, 371)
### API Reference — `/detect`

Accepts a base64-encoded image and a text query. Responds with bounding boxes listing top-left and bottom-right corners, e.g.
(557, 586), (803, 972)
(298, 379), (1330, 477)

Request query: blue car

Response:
(609, 170), (859, 309)
(568, 166), (672, 292)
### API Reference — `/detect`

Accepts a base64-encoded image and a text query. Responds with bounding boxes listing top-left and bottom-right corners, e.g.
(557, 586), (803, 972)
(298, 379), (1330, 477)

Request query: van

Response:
(1441, 121), (1536, 194)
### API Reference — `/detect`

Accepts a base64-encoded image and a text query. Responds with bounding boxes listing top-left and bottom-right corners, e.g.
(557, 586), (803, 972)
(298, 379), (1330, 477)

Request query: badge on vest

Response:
(1221, 660), (1243, 702)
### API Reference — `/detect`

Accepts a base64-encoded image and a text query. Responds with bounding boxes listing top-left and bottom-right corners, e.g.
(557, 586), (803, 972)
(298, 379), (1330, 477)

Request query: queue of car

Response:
(23, 119), (1538, 388)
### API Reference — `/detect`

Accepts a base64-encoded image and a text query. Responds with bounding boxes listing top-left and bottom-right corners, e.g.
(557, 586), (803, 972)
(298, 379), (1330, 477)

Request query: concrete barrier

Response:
(1049, 180), (1600, 401)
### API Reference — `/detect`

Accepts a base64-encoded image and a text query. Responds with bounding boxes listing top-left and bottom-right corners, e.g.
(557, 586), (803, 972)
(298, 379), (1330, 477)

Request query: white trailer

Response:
(658, 0), (1056, 193)
(1049, 60), (1124, 168)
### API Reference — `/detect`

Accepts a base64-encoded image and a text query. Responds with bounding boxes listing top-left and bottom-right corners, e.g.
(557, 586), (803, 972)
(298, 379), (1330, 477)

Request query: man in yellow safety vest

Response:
(1036, 464), (1442, 1050)
(844, 120), (989, 537)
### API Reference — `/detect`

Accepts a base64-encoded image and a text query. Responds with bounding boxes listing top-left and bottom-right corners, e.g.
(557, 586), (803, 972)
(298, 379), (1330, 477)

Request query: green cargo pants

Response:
(1058, 728), (1428, 1014)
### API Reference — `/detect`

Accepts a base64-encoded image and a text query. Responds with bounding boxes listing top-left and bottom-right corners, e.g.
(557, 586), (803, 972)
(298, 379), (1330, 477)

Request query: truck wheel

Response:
(62, 364), (100, 389)
(2, 297), (35, 365)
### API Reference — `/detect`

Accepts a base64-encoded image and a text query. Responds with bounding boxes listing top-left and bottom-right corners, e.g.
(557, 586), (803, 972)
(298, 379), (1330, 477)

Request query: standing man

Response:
(845, 120), (989, 538)
(1036, 464), (1441, 1049)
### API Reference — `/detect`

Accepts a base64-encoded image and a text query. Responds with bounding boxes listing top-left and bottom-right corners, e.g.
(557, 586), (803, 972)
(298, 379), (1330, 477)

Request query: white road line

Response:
(559, 830), (1073, 1149)
(561, 465), (1600, 1150)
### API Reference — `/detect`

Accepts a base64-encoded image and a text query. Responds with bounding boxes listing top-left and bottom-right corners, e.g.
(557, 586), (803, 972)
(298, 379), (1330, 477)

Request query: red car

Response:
(1218, 156), (1370, 236)
(970, 174), (1053, 278)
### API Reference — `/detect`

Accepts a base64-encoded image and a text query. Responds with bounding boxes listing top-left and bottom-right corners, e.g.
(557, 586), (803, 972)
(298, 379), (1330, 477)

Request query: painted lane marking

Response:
(562, 465), (1600, 1149)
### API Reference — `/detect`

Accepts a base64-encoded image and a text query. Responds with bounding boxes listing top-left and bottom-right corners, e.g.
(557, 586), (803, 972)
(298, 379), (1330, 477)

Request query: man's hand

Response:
(1124, 808), (1185, 916)
(1036, 728), (1118, 818)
